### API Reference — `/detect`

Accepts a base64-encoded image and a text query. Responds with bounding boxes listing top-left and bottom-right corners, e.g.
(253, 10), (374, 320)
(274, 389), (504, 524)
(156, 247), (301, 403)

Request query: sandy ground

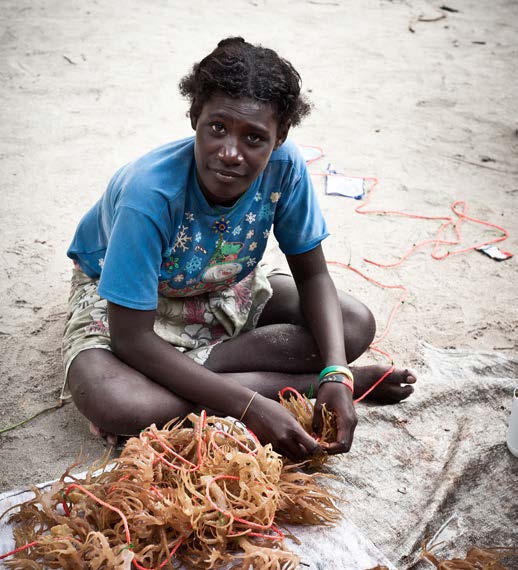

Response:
(1, 0), (517, 565)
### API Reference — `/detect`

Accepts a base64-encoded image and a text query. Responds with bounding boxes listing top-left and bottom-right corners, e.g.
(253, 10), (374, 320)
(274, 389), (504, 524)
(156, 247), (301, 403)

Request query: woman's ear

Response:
(189, 98), (199, 130)
(274, 123), (290, 150)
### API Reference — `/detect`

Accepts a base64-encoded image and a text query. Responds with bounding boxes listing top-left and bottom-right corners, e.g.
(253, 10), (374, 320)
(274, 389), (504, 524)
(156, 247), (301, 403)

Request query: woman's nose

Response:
(218, 139), (244, 165)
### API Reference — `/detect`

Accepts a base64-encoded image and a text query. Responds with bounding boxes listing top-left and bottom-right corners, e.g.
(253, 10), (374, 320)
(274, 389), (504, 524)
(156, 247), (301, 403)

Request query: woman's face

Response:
(193, 95), (285, 205)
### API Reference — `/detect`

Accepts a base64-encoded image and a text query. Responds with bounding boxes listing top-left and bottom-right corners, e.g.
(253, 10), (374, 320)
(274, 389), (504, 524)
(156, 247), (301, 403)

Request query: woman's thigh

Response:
(257, 274), (376, 361)
(68, 348), (193, 435)
(207, 274), (377, 372)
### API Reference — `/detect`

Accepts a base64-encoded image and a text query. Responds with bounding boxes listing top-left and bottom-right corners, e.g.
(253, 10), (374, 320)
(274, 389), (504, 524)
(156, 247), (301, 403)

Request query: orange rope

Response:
(327, 260), (409, 347)
(299, 144), (325, 165)
(279, 386), (313, 413)
(209, 429), (258, 456)
(140, 409), (207, 472)
(311, 151), (511, 400)
(65, 483), (132, 545)
(0, 541), (39, 560)
(205, 475), (284, 541)
(132, 539), (183, 570)
(354, 179), (510, 267)
(0, 538), (80, 562)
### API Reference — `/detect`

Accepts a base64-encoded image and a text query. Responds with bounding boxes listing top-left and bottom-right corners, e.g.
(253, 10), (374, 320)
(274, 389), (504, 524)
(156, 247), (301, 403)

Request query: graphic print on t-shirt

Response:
(158, 212), (255, 298)
(201, 235), (249, 283)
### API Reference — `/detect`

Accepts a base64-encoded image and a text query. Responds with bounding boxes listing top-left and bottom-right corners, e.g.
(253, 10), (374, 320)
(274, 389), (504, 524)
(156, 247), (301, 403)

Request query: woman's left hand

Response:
(312, 380), (357, 454)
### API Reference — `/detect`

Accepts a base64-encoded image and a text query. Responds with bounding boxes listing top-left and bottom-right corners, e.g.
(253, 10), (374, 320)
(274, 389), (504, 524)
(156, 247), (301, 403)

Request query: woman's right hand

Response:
(243, 393), (321, 461)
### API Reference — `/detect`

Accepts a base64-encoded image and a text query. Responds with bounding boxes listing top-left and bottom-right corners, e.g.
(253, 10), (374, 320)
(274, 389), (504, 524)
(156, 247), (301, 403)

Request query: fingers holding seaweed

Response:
(313, 382), (357, 454)
(320, 406), (357, 454)
(244, 393), (321, 461)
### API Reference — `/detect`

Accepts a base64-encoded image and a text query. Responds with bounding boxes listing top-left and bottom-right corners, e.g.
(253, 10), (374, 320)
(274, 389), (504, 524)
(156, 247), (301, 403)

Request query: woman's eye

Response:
(210, 123), (225, 134)
(247, 134), (261, 144)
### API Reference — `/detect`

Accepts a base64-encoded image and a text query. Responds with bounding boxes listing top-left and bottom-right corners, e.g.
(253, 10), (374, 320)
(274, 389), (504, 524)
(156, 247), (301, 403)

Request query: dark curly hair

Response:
(179, 37), (312, 134)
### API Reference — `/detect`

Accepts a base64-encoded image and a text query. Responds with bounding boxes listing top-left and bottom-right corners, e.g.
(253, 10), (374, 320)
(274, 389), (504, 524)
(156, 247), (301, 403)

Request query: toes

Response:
(89, 422), (103, 438)
(381, 384), (414, 403)
(89, 422), (118, 446)
(371, 381), (414, 404)
(106, 434), (119, 447)
(387, 368), (417, 385)
(354, 365), (416, 403)
(405, 372), (417, 384)
(399, 384), (414, 400)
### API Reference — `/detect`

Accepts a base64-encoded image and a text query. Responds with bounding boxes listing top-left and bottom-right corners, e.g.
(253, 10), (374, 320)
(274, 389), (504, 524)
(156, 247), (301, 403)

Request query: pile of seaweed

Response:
(2, 394), (340, 569)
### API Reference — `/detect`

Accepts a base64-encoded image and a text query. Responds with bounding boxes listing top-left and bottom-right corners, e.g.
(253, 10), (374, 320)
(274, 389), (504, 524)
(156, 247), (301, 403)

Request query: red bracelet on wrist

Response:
(318, 373), (354, 394)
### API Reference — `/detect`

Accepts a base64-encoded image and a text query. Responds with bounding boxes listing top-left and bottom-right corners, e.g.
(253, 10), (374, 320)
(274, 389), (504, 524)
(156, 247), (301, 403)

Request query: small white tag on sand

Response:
(476, 244), (513, 261)
(326, 172), (366, 199)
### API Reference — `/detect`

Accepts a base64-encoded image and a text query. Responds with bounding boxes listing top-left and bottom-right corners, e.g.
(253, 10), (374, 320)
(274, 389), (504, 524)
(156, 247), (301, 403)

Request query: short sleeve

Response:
(273, 163), (329, 255)
(97, 206), (166, 310)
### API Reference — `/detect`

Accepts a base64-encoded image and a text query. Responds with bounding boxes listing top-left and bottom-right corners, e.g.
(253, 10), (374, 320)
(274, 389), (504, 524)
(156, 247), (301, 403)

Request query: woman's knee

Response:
(68, 351), (131, 432)
(338, 292), (376, 361)
(206, 323), (316, 374)
(68, 349), (190, 435)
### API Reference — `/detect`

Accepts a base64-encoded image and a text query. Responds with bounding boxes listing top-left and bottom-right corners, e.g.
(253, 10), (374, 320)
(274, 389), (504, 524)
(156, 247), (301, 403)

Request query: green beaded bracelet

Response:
(319, 365), (354, 383)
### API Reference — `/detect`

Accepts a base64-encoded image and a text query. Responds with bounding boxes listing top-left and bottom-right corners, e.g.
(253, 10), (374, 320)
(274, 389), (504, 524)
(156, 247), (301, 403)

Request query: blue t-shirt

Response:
(67, 137), (329, 310)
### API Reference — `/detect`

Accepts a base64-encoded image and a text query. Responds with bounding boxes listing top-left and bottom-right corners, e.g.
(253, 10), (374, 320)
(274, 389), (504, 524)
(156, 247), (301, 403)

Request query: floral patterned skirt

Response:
(61, 263), (279, 397)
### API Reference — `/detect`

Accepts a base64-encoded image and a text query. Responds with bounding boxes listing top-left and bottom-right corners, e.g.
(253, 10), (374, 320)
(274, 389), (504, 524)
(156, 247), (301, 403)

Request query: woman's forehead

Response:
(201, 95), (278, 128)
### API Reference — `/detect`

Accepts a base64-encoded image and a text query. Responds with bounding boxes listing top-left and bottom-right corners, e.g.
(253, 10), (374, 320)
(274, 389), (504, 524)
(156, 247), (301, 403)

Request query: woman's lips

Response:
(212, 168), (243, 183)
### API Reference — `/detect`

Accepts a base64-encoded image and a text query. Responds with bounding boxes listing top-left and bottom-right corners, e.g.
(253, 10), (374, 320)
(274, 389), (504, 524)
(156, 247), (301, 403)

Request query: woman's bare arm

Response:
(107, 301), (320, 460)
(287, 244), (358, 453)
(108, 301), (250, 418)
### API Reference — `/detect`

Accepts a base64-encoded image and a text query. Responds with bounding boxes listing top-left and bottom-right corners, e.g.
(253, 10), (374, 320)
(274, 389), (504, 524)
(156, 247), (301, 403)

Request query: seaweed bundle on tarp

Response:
(278, 387), (337, 469)
(420, 544), (518, 569)
(2, 410), (340, 569)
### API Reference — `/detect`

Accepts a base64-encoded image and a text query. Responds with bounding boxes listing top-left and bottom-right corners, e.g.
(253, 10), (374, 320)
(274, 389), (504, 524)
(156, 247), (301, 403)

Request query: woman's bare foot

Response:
(351, 365), (416, 403)
(89, 422), (119, 447)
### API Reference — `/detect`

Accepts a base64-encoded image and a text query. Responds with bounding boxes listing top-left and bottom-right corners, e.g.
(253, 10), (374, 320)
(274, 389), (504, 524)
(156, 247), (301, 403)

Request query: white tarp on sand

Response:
(1, 344), (517, 569)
